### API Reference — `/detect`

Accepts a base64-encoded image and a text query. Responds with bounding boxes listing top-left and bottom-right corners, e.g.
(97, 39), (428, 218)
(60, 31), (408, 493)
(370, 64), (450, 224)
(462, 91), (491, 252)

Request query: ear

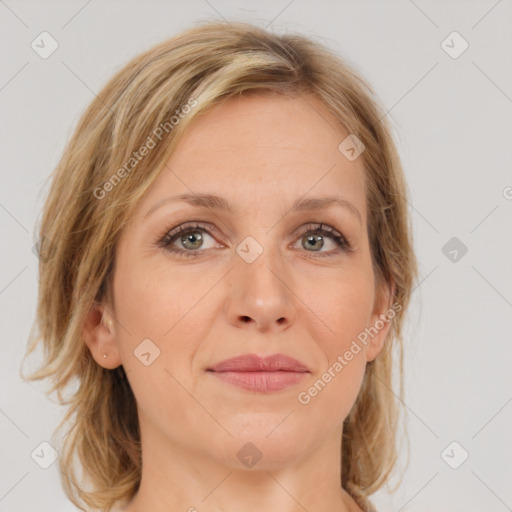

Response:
(365, 277), (396, 363)
(82, 302), (122, 369)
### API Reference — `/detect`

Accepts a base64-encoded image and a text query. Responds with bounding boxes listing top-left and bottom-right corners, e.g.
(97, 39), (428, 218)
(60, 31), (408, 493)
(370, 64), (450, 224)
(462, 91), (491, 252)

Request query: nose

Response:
(224, 243), (297, 333)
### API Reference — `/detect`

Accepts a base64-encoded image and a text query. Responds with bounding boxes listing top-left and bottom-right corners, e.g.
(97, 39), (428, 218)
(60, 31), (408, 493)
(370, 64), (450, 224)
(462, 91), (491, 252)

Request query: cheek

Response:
(114, 258), (205, 334)
(295, 267), (373, 413)
(113, 259), (218, 376)
(112, 263), (204, 420)
(302, 265), (375, 350)
(295, 275), (372, 423)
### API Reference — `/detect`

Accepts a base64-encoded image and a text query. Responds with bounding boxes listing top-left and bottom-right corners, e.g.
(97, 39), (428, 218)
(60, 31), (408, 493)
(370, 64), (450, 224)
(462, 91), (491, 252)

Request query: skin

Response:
(83, 92), (394, 512)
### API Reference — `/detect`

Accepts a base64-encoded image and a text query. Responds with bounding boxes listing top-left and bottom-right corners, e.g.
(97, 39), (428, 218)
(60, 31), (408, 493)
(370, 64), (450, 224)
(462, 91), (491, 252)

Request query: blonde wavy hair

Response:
(20, 19), (418, 512)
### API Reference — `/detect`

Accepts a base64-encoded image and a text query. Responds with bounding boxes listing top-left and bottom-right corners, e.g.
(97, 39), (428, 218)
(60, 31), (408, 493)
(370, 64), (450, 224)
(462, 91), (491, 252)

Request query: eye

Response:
(156, 222), (221, 258)
(292, 223), (351, 258)
(155, 221), (352, 258)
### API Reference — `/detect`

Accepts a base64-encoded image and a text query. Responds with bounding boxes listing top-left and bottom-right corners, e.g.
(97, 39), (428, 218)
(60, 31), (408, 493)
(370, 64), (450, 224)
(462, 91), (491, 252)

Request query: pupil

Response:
(306, 234), (323, 251)
(183, 232), (202, 249)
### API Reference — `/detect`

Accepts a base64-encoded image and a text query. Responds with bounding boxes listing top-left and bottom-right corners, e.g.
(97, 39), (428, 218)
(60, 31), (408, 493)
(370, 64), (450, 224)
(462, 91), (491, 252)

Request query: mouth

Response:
(206, 353), (310, 393)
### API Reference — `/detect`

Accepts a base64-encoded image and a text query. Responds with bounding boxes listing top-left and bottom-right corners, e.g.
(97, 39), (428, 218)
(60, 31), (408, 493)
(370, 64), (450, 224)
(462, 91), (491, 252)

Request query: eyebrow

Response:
(144, 192), (363, 225)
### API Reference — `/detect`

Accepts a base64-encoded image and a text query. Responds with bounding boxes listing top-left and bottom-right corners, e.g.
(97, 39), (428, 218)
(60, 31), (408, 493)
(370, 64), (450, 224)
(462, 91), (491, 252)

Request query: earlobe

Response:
(82, 303), (122, 369)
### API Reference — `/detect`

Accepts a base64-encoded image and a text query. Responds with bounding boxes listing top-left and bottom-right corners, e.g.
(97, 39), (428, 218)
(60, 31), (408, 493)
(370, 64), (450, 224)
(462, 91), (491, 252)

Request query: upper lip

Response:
(208, 353), (310, 373)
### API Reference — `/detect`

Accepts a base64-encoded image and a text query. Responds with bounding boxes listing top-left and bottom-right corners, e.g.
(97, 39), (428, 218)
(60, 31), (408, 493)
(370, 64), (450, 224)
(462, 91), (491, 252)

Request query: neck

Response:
(118, 420), (364, 512)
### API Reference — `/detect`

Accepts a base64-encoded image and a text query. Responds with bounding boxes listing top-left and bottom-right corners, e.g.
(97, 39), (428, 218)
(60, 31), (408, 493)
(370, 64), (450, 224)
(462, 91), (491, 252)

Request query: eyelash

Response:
(155, 221), (352, 259)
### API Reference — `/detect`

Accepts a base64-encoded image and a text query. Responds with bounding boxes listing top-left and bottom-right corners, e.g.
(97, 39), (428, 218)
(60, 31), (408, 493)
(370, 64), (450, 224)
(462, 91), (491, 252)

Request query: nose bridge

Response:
(237, 232), (288, 297)
(225, 230), (297, 330)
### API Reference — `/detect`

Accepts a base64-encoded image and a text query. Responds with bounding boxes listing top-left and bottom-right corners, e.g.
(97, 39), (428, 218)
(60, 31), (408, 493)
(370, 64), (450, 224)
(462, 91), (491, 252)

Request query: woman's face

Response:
(97, 93), (392, 469)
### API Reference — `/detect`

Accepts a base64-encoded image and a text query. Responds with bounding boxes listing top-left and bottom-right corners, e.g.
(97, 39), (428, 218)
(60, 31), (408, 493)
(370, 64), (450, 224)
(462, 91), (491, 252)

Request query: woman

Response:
(21, 20), (418, 512)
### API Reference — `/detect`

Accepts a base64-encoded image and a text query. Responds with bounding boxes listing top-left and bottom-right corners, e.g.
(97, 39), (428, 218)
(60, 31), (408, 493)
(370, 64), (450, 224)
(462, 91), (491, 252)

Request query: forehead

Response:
(173, 93), (358, 168)
(138, 93), (367, 219)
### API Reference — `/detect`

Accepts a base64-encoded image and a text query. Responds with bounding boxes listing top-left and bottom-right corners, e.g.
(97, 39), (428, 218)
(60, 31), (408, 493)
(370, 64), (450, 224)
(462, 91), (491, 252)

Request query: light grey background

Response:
(1, 1), (511, 511)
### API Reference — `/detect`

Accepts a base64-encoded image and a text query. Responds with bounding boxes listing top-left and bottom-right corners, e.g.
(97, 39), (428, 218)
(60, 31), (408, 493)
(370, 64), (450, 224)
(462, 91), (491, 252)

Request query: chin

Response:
(206, 426), (315, 470)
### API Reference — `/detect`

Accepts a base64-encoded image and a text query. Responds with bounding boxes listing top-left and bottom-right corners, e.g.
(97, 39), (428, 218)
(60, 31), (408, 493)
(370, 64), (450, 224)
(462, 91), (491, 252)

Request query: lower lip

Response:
(209, 370), (308, 392)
